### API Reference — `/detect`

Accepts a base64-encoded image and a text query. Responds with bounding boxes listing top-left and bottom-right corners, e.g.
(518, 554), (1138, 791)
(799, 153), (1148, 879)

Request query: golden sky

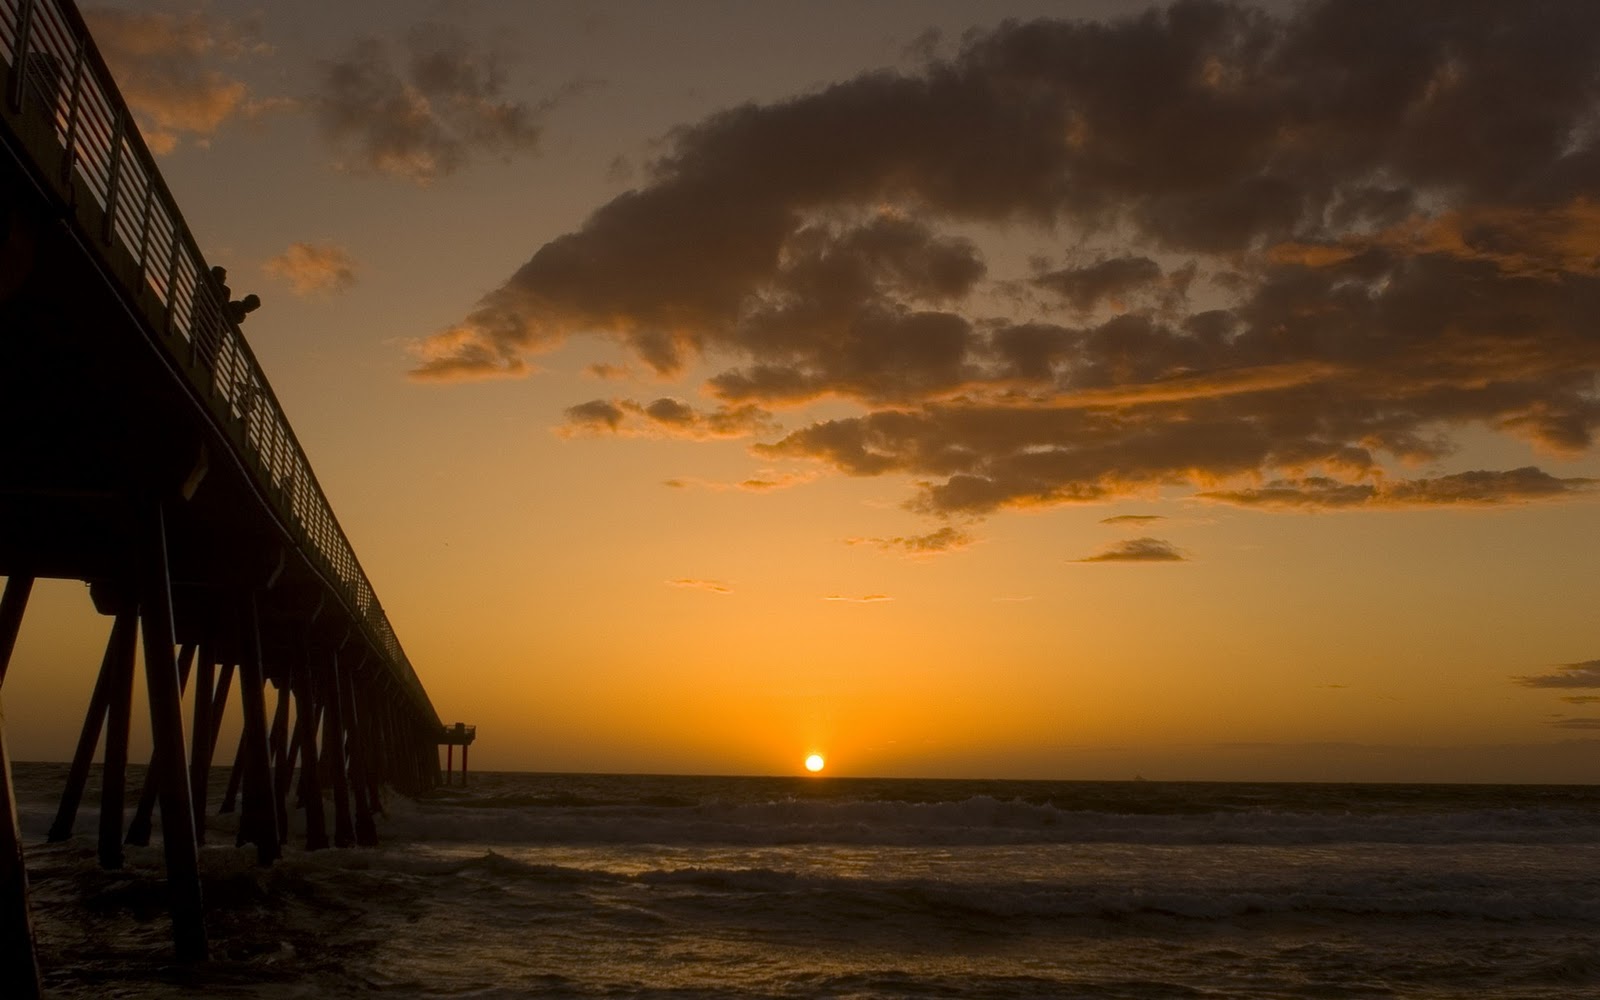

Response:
(8, 0), (1600, 781)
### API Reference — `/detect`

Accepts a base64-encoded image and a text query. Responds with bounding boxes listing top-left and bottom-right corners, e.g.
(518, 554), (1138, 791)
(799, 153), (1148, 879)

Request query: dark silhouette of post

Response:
(138, 501), (207, 961)
(0, 575), (42, 999)
(49, 609), (135, 842)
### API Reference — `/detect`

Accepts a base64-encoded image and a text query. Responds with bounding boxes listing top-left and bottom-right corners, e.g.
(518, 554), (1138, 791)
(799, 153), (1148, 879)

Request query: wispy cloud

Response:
(667, 578), (732, 595)
(823, 594), (893, 603)
(1561, 696), (1600, 705)
(558, 398), (777, 440)
(1514, 659), (1600, 689)
(413, 2), (1600, 533)
(1551, 718), (1600, 730)
(264, 242), (357, 296)
(1073, 537), (1187, 563)
(845, 526), (973, 555)
(1100, 514), (1166, 526)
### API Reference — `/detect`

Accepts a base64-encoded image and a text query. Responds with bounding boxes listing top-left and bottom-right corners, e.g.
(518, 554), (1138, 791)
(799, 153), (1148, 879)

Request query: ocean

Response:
(11, 762), (1600, 998)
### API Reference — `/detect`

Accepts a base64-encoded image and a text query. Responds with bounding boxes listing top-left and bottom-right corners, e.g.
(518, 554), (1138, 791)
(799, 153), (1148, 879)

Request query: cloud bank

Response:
(414, 0), (1600, 523)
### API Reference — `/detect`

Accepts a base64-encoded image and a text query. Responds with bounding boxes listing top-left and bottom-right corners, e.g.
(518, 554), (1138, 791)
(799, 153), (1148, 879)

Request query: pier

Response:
(0, 0), (460, 991)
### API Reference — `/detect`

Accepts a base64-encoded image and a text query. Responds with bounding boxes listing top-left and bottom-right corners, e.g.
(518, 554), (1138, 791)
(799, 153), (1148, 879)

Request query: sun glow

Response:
(804, 754), (825, 773)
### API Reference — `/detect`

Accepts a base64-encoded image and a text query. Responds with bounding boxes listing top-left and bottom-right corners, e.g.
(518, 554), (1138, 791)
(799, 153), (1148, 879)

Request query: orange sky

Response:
(7, 0), (1600, 782)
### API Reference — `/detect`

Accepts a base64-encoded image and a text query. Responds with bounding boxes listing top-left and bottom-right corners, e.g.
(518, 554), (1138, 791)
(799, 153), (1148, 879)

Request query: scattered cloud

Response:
(1562, 696), (1600, 705)
(1073, 537), (1187, 563)
(84, 6), (275, 154)
(558, 397), (777, 440)
(667, 578), (732, 595)
(1201, 469), (1595, 510)
(1551, 718), (1600, 730)
(823, 594), (893, 603)
(659, 471), (816, 493)
(1100, 514), (1166, 526)
(846, 526), (974, 555)
(1514, 659), (1600, 689)
(264, 242), (357, 296)
(414, 2), (1600, 532)
(310, 22), (544, 184)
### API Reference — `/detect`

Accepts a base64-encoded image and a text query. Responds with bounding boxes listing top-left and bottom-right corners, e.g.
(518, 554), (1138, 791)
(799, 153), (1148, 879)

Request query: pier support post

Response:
(188, 645), (215, 844)
(340, 655), (378, 845)
(97, 600), (137, 871)
(236, 595), (279, 865)
(49, 609), (135, 842)
(0, 697), (41, 1000)
(0, 576), (42, 1000)
(323, 650), (355, 848)
(292, 662), (327, 851)
(125, 643), (195, 847)
(138, 501), (207, 961)
(0, 576), (32, 686)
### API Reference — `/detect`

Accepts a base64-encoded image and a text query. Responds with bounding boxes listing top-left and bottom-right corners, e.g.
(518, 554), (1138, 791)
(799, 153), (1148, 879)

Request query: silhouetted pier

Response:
(1, 0), (461, 992)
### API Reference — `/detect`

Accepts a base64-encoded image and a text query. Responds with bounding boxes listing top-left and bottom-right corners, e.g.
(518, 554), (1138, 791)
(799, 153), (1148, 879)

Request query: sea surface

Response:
(11, 762), (1600, 998)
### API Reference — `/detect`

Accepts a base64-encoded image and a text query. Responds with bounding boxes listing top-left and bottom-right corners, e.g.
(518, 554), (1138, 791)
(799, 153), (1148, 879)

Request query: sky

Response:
(7, 0), (1600, 782)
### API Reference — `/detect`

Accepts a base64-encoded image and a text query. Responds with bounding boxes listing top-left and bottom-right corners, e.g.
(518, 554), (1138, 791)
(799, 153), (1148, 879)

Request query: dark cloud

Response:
(559, 398), (776, 440)
(846, 526), (974, 555)
(1562, 696), (1600, 705)
(1073, 536), (1187, 563)
(312, 23), (542, 184)
(1551, 718), (1600, 730)
(1034, 256), (1163, 311)
(1100, 514), (1166, 525)
(1200, 469), (1596, 510)
(1515, 659), (1600, 689)
(416, 1), (1600, 528)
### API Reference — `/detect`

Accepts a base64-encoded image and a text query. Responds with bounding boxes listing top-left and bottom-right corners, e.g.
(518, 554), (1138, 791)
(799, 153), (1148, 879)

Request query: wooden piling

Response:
(0, 577), (42, 1000)
(236, 595), (280, 865)
(323, 650), (355, 848)
(0, 697), (42, 1000)
(96, 600), (137, 871)
(125, 643), (195, 847)
(48, 609), (135, 842)
(292, 663), (327, 851)
(138, 501), (207, 961)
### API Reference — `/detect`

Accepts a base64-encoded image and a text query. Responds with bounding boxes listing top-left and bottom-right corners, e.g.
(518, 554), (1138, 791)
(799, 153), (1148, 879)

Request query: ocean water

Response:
(11, 763), (1600, 998)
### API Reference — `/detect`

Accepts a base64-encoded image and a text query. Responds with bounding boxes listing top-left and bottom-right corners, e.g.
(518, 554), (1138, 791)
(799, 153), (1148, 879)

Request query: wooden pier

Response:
(0, 0), (460, 992)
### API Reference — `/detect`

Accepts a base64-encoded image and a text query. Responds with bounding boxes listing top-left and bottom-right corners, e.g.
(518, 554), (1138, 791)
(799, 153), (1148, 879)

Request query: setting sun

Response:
(804, 754), (825, 773)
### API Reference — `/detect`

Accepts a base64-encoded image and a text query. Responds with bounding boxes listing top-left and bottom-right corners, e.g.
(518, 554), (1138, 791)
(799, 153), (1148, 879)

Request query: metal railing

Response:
(1, 0), (436, 725)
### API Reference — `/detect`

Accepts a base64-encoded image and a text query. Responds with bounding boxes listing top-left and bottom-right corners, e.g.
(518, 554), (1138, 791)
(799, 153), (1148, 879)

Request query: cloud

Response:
(1073, 537), (1187, 563)
(823, 594), (893, 603)
(1562, 696), (1600, 705)
(846, 526), (974, 555)
(1551, 718), (1600, 730)
(558, 398), (776, 440)
(1199, 469), (1596, 511)
(415, 1), (1600, 529)
(660, 471), (816, 493)
(311, 23), (543, 184)
(667, 578), (732, 595)
(1515, 659), (1600, 689)
(83, 7), (273, 154)
(1100, 514), (1165, 526)
(263, 242), (357, 296)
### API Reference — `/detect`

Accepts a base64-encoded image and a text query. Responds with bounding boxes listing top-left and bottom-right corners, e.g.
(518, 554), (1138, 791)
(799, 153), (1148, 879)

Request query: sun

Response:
(804, 754), (825, 773)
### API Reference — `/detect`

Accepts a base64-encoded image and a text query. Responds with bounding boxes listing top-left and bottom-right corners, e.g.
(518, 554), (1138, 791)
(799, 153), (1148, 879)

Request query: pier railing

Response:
(0, 0), (436, 726)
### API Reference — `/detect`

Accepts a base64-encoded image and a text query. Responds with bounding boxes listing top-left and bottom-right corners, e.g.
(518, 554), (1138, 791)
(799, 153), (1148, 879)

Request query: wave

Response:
(382, 792), (1600, 848)
(307, 848), (1600, 927)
